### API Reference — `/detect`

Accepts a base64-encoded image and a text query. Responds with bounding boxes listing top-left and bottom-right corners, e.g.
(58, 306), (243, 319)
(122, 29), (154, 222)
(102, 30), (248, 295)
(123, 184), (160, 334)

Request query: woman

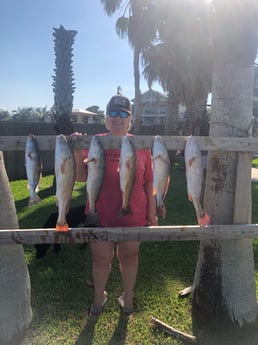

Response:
(74, 93), (158, 317)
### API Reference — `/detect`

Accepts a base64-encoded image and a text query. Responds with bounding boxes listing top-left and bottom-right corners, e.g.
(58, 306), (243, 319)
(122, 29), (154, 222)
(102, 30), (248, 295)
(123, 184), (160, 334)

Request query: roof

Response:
(72, 108), (97, 116)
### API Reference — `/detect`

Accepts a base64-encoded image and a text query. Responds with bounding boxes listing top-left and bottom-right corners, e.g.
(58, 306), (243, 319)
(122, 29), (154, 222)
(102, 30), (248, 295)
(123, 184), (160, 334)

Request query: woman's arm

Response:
(144, 181), (158, 226)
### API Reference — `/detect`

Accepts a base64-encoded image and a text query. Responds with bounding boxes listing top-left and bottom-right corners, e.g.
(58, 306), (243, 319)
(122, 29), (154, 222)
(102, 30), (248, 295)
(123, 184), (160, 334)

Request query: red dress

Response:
(84, 133), (153, 227)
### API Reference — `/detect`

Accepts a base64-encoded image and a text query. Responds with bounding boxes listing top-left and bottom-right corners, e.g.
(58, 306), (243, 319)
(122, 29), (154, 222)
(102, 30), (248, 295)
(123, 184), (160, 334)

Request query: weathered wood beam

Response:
(1, 135), (258, 152)
(1, 224), (258, 245)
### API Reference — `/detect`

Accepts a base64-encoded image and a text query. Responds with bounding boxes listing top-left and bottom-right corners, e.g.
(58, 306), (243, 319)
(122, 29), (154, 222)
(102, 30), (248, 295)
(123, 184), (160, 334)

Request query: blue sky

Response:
(0, 0), (163, 113)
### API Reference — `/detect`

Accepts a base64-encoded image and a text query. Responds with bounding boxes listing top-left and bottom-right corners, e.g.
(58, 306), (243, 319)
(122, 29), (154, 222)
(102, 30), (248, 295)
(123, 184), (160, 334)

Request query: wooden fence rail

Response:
(1, 224), (258, 245)
(0, 134), (257, 245)
(1, 135), (258, 152)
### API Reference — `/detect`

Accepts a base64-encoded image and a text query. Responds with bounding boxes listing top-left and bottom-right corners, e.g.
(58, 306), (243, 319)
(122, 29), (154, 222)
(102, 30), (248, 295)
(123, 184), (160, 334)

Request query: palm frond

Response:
(115, 16), (129, 39)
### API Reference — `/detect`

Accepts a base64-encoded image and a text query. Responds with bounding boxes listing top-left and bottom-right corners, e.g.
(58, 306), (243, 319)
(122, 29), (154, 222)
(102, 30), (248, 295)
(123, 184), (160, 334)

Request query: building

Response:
(71, 108), (97, 124)
(133, 89), (185, 125)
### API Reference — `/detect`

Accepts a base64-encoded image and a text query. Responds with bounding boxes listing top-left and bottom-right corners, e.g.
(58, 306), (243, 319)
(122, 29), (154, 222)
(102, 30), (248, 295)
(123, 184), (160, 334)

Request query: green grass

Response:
(9, 161), (258, 345)
(252, 157), (258, 169)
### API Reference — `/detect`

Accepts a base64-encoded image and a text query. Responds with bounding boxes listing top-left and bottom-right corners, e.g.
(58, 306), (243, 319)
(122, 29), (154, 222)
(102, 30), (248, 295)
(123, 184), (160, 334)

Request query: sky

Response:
(0, 0), (163, 113)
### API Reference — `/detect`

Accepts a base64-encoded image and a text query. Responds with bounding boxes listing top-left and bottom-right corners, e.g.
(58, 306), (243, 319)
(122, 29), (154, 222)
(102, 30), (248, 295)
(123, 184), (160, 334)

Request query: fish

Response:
(25, 134), (42, 206)
(84, 135), (105, 226)
(184, 135), (210, 227)
(119, 136), (136, 215)
(55, 134), (76, 231)
(152, 135), (170, 219)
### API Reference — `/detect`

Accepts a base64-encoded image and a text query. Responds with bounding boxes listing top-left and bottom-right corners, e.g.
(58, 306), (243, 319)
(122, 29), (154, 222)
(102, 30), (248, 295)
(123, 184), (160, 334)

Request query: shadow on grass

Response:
(74, 318), (97, 345)
(74, 312), (129, 345)
(106, 312), (129, 345)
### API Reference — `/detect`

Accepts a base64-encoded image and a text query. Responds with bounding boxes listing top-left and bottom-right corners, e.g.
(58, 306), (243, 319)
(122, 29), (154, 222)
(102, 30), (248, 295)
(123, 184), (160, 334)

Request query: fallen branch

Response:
(178, 285), (193, 298)
(152, 317), (196, 344)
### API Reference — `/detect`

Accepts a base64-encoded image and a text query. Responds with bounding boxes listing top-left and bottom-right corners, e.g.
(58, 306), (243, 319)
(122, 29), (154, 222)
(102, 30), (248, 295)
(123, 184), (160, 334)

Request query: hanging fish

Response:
(84, 135), (105, 226)
(184, 135), (210, 227)
(119, 136), (136, 215)
(152, 135), (170, 219)
(55, 134), (76, 231)
(25, 134), (42, 206)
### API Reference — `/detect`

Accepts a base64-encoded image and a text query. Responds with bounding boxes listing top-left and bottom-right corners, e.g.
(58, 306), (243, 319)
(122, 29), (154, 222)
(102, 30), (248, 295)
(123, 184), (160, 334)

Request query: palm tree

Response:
(142, 0), (212, 136)
(192, 1), (258, 343)
(0, 151), (32, 343)
(142, 43), (180, 136)
(52, 25), (77, 135)
(101, 0), (157, 133)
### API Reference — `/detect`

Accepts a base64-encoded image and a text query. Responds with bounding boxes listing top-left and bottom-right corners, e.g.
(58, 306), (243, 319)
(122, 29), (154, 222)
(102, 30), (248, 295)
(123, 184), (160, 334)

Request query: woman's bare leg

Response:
(91, 241), (114, 307)
(116, 241), (140, 309)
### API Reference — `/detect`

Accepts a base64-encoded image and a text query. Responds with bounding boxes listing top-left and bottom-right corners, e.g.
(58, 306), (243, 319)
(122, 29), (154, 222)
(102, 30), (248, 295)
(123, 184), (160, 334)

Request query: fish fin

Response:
(35, 183), (40, 193)
(163, 176), (170, 199)
(60, 161), (66, 174)
(188, 157), (196, 167)
(157, 204), (166, 219)
(83, 158), (95, 165)
(56, 223), (69, 232)
(197, 213), (210, 228)
(188, 193), (193, 202)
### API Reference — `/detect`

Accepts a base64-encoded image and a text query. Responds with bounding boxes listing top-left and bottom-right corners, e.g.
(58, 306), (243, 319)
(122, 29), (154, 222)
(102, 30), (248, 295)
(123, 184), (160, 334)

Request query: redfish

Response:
(152, 135), (170, 219)
(55, 134), (75, 231)
(84, 135), (105, 226)
(25, 134), (42, 206)
(119, 136), (136, 215)
(184, 135), (209, 227)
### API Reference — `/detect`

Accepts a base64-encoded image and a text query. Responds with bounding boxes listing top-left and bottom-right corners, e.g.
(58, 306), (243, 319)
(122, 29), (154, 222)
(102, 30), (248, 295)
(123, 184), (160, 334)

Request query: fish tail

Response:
(197, 213), (210, 227)
(28, 194), (41, 207)
(120, 206), (133, 216)
(56, 223), (69, 232)
(157, 204), (166, 219)
(188, 193), (193, 202)
(85, 212), (100, 227)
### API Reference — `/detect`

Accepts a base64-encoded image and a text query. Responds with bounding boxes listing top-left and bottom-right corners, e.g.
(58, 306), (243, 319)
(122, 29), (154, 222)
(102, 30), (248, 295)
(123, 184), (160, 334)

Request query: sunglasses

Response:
(109, 111), (130, 119)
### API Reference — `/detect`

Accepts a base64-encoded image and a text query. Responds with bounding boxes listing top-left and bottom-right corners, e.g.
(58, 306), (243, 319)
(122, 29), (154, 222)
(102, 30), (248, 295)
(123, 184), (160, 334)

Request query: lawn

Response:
(8, 160), (258, 345)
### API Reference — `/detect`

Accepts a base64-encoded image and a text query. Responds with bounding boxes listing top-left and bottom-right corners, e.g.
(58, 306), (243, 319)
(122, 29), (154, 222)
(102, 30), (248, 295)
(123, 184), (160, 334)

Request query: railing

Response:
(0, 134), (257, 245)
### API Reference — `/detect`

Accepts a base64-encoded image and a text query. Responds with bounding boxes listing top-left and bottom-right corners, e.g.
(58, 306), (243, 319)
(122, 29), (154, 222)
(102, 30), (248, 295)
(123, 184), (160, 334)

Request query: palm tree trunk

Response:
(132, 46), (142, 134)
(183, 96), (207, 136)
(0, 152), (32, 344)
(165, 90), (179, 136)
(192, 61), (257, 344)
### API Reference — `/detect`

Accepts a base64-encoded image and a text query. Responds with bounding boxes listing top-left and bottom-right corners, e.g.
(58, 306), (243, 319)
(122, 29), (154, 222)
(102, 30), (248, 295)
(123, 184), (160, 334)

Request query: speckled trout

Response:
(84, 135), (105, 226)
(55, 134), (75, 231)
(119, 136), (136, 215)
(184, 135), (209, 227)
(152, 135), (170, 219)
(25, 134), (42, 206)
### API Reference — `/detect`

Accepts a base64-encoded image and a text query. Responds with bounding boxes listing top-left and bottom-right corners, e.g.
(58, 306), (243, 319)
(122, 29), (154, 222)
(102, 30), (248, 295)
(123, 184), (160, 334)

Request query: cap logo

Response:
(113, 97), (127, 106)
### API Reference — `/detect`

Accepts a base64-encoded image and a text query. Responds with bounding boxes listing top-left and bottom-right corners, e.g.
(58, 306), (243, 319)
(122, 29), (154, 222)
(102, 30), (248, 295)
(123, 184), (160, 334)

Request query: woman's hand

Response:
(147, 215), (158, 226)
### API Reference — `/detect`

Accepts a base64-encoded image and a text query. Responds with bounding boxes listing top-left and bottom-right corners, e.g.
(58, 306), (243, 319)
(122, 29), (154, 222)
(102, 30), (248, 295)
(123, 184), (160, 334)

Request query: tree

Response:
(142, 43), (180, 136)
(52, 25), (77, 134)
(192, 1), (258, 343)
(11, 107), (52, 122)
(101, 0), (157, 133)
(87, 106), (105, 124)
(143, 0), (212, 136)
(0, 151), (32, 344)
(0, 109), (11, 121)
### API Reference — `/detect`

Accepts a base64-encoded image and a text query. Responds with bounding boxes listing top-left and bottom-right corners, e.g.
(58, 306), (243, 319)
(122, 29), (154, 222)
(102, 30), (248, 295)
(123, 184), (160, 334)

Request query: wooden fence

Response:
(0, 134), (258, 244)
(0, 121), (164, 179)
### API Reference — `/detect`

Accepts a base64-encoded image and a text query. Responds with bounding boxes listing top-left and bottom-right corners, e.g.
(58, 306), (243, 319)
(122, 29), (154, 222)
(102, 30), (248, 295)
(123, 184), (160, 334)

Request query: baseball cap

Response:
(107, 94), (132, 114)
